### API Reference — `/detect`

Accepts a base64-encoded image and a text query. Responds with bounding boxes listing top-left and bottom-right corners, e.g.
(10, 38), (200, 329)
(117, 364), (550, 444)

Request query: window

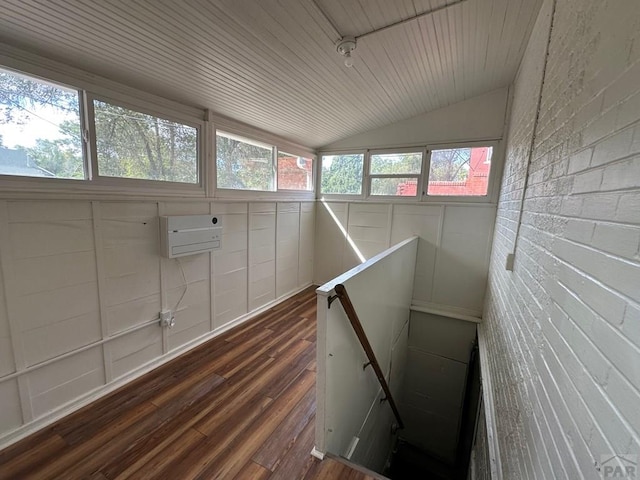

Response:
(216, 131), (315, 193)
(93, 99), (198, 183)
(0, 67), (84, 179)
(320, 153), (364, 195)
(369, 151), (423, 197)
(427, 146), (493, 196)
(277, 151), (313, 191)
(216, 131), (274, 191)
(0, 66), (203, 189)
(319, 145), (496, 201)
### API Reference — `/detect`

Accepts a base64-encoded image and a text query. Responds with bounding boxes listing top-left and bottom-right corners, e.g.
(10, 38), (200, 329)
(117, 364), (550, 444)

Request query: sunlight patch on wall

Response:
(321, 199), (366, 263)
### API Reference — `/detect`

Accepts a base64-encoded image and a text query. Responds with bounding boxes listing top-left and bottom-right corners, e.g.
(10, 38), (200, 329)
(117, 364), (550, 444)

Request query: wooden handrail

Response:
(333, 283), (404, 429)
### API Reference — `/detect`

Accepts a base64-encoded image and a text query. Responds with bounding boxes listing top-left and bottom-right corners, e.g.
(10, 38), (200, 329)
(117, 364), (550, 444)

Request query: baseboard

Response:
(310, 446), (325, 460)
(0, 283), (312, 451)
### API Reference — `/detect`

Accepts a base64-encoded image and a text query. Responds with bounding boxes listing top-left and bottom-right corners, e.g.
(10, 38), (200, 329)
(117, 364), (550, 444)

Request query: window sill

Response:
(214, 188), (315, 202)
(0, 175), (206, 200)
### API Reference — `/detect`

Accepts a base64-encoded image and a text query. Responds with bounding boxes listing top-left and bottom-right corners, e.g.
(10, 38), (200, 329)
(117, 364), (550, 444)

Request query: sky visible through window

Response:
(0, 68), (84, 179)
(0, 68), (79, 148)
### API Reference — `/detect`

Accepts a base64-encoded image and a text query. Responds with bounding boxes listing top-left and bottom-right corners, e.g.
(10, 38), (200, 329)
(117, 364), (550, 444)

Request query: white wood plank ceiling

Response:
(0, 0), (542, 148)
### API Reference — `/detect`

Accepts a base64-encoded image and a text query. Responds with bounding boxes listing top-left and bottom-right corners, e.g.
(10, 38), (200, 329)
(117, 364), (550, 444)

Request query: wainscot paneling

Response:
(0, 198), (314, 449)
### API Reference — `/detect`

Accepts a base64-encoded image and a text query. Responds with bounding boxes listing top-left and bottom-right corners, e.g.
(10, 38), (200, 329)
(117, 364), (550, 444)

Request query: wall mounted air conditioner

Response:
(160, 215), (222, 258)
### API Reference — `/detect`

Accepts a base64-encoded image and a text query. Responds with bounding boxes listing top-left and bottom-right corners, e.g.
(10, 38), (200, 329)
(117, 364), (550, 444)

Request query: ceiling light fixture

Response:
(336, 36), (357, 68)
(313, 0), (468, 68)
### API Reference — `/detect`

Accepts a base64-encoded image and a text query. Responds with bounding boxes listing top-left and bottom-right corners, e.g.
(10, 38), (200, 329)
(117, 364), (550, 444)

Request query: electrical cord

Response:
(174, 257), (188, 312)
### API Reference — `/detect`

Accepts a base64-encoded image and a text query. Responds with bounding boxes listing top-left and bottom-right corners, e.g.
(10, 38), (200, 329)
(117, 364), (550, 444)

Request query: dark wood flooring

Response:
(0, 286), (379, 480)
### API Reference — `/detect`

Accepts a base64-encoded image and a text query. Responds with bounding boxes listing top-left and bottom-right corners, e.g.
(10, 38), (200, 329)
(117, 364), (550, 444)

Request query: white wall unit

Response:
(160, 215), (222, 258)
(315, 236), (418, 473)
(314, 203), (496, 317)
(0, 198), (314, 449)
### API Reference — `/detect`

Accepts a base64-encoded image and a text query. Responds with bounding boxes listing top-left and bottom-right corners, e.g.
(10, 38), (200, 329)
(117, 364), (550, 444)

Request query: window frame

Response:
(0, 60), (207, 197)
(422, 140), (501, 204)
(317, 140), (502, 204)
(276, 150), (315, 193)
(0, 66), (89, 186)
(86, 93), (205, 191)
(317, 150), (367, 200)
(213, 128), (316, 200)
(366, 147), (427, 199)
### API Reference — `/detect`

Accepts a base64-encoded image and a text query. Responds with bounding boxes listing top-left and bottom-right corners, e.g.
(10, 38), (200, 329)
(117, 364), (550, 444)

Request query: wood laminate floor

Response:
(0, 286), (380, 480)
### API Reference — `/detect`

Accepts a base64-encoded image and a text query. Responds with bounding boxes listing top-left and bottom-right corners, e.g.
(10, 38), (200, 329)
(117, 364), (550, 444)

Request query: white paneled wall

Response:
(315, 201), (349, 284)
(100, 202), (161, 336)
(0, 198), (314, 448)
(432, 207), (496, 313)
(28, 347), (105, 419)
(399, 311), (477, 462)
(298, 202), (315, 286)
(315, 203), (497, 317)
(0, 270), (13, 378)
(346, 203), (392, 262)
(212, 203), (248, 329)
(9, 202), (101, 368)
(276, 203), (300, 297)
(390, 205), (442, 304)
(0, 380), (20, 434)
(249, 203), (277, 311)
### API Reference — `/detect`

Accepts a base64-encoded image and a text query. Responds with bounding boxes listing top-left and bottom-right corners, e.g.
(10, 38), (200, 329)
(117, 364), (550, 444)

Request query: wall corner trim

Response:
(477, 324), (504, 480)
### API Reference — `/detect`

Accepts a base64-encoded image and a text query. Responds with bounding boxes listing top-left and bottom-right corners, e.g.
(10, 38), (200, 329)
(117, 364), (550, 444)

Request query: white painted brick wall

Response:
(482, 0), (640, 478)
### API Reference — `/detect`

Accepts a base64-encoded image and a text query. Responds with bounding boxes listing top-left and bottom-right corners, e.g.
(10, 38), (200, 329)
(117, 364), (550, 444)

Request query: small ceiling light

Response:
(336, 36), (357, 68)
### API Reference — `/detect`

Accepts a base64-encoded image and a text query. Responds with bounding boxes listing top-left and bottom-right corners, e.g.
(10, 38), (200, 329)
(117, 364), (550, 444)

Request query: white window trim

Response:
(86, 93), (205, 192)
(367, 147), (426, 200)
(0, 48), (318, 201)
(422, 140), (501, 204)
(317, 140), (502, 204)
(277, 150), (315, 194)
(317, 150), (367, 200)
(0, 59), (208, 198)
(213, 129), (316, 200)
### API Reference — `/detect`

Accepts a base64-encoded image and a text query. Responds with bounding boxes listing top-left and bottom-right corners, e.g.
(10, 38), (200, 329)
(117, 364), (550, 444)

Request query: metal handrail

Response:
(331, 283), (404, 429)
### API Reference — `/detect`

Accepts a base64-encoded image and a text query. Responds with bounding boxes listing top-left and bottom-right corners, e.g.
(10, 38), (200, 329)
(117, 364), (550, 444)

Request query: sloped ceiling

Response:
(0, 0), (542, 148)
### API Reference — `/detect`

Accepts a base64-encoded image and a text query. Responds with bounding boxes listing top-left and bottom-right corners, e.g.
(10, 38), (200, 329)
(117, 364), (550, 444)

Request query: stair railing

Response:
(329, 283), (405, 429)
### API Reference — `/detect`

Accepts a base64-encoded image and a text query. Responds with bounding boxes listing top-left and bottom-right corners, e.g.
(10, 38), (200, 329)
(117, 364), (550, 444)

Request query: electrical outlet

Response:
(160, 310), (175, 328)
(505, 252), (515, 271)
